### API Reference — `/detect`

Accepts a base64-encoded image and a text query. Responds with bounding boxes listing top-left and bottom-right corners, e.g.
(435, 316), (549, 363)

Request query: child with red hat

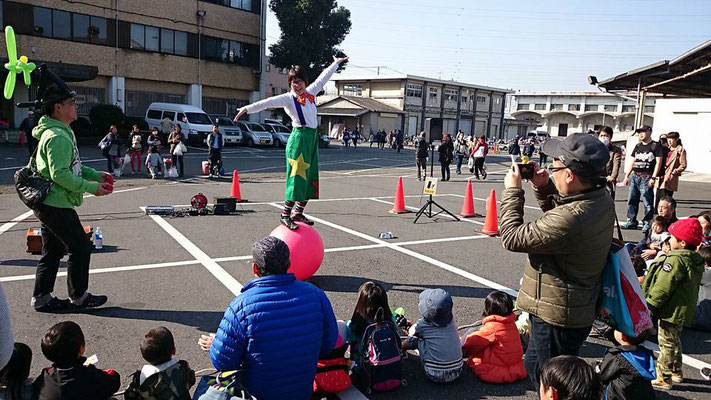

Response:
(643, 217), (705, 389)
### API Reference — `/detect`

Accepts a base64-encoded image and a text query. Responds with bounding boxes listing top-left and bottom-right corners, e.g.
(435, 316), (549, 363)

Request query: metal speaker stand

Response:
(413, 144), (460, 224)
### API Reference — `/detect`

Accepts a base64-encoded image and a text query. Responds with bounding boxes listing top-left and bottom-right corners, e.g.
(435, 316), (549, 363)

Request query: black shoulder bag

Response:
(14, 146), (52, 210)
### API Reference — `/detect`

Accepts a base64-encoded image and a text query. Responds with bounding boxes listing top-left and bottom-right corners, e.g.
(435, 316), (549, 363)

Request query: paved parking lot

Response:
(1, 142), (710, 399)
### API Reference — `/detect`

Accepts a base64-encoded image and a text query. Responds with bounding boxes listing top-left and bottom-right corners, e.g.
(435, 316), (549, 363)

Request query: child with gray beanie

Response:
(402, 288), (463, 383)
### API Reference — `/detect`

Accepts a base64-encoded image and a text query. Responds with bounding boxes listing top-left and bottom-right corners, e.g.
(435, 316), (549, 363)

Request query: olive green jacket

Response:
(643, 249), (704, 325)
(500, 181), (615, 328)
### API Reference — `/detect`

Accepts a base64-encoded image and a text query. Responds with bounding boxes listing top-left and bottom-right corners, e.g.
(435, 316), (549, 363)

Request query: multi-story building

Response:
(507, 91), (658, 139)
(326, 74), (510, 140)
(0, 0), (265, 125)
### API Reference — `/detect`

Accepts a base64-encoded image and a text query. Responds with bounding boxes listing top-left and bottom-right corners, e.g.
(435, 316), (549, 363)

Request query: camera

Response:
(518, 163), (534, 180)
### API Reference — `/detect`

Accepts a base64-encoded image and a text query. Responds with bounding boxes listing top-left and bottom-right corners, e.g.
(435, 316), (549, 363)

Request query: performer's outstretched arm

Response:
(234, 93), (292, 122)
(307, 56), (349, 95)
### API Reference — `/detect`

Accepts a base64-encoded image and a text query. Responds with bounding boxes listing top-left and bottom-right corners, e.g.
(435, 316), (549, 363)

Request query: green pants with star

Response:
(285, 126), (319, 202)
(657, 319), (683, 380)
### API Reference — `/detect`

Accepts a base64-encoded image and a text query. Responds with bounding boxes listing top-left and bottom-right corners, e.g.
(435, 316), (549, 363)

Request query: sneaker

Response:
(34, 297), (71, 313)
(651, 378), (673, 390)
(641, 222), (651, 232)
(71, 293), (108, 309)
(482, 170), (487, 179)
(280, 215), (298, 230)
(621, 219), (639, 230)
(292, 213), (314, 226)
(671, 373), (683, 383)
(701, 367), (711, 381)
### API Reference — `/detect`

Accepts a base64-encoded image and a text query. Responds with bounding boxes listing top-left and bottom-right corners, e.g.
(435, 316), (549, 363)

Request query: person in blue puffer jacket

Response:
(208, 236), (338, 400)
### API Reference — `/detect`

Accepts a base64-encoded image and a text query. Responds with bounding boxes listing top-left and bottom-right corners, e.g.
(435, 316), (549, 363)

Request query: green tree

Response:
(268, 0), (351, 85)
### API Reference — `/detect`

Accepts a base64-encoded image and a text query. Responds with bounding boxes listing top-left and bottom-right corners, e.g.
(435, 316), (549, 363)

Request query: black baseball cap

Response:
(541, 133), (609, 179)
(634, 125), (652, 133)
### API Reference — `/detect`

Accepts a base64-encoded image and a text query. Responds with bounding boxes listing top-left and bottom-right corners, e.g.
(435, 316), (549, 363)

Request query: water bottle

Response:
(94, 227), (103, 250)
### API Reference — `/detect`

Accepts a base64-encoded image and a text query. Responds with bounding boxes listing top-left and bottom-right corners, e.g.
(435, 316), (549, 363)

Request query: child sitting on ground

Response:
(0, 343), (33, 400)
(402, 288), (463, 383)
(539, 355), (602, 400)
(145, 145), (164, 179)
(33, 321), (120, 399)
(596, 330), (655, 400)
(642, 218), (705, 389)
(125, 326), (195, 400)
(461, 291), (527, 383)
(687, 245), (711, 332)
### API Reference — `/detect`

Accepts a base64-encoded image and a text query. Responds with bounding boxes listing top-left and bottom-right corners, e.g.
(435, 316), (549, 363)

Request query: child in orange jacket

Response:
(461, 291), (527, 383)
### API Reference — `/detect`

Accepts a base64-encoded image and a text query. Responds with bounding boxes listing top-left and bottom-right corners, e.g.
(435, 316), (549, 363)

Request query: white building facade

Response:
(507, 92), (658, 140)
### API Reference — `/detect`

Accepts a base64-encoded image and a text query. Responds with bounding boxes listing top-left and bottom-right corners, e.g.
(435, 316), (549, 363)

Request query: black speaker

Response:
(424, 118), (443, 142)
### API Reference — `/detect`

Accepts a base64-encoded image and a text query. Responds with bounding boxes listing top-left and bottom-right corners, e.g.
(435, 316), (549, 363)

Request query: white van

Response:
(145, 103), (215, 145)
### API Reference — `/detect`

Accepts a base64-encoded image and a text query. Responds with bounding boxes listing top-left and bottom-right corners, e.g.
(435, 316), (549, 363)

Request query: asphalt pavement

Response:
(1, 141), (710, 400)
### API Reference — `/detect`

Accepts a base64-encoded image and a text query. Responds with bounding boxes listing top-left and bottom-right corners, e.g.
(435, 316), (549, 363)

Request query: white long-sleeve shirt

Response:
(244, 61), (340, 129)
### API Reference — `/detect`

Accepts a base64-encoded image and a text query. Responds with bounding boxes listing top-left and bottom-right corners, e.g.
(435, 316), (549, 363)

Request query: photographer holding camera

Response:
(499, 133), (615, 386)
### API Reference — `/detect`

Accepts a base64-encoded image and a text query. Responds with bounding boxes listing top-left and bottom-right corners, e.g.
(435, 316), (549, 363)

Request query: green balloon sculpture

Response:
(4, 26), (36, 100)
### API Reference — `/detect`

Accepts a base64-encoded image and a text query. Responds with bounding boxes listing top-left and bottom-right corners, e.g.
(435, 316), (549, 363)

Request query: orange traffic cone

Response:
(230, 170), (246, 202)
(481, 189), (499, 236)
(459, 179), (477, 217)
(389, 177), (409, 214)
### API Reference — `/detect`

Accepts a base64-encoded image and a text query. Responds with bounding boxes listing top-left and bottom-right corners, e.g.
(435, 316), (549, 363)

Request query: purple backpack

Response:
(358, 313), (404, 393)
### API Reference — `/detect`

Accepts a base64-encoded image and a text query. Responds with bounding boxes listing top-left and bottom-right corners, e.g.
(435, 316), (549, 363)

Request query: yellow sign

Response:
(423, 177), (438, 195)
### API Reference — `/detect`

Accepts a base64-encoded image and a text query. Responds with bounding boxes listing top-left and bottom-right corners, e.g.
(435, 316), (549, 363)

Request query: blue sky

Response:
(266, 0), (711, 91)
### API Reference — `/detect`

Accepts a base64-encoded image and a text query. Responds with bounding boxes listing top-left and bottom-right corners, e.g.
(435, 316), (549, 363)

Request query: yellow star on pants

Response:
(288, 153), (311, 180)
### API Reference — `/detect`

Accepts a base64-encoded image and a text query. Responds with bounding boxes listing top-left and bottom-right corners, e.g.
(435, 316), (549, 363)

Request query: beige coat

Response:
(500, 182), (615, 328)
(660, 145), (687, 192)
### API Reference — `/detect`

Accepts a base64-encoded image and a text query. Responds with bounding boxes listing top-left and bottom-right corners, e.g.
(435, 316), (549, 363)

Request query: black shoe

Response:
(280, 215), (298, 230)
(292, 213), (314, 226)
(482, 171), (487, 179)
(72, 293), (108, 309)
(34, 297), (71, 313)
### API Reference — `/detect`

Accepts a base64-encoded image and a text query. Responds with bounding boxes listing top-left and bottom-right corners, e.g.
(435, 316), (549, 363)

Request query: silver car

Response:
(237, 122), (273, 147)
(263, 123), (291, 147)
(209, 115), (243, 144)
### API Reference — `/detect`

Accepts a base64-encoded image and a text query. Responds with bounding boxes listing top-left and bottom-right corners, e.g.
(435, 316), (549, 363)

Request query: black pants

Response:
(103, 150), (114, 172)
(209, 149), (222, 174)
(440, 161), (451, 181)
(416, 157), (427, 180)
(524, 315), (591, 386)
(33, 205), (92, 300)
(474, 157), (485, 178)
(607, 181), (616, 200)
(171, 154), (184, 177)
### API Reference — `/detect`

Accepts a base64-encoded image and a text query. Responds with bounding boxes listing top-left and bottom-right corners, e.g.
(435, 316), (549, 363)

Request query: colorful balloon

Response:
(3, 26), (36, 100)
(269, 222), (325, 280)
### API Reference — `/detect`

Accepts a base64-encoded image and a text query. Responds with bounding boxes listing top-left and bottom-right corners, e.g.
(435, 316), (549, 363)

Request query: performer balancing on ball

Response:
(234, 55), (348, 229)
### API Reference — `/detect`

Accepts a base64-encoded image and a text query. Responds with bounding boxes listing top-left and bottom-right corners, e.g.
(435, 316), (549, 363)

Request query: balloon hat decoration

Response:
(269, 222), (325, 281)
(3, 26), (36, 100)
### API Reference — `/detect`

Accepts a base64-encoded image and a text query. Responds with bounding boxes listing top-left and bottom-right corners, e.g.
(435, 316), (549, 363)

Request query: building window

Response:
(228, 41), (242, 62)
(160, 29), (174, 53)
(461, 96), (468, 103)
(343, 84), (362, 96)
(495, 97), (501, 105)
(52, 10), (71, 39)
(174, 31), (187, 55)
(90, 16), (108, 44)
(265, 64), (271, 72)
(203, 0), (255, 12)
(517, 103), (530, 111)
(33, 7), (52, 37)
(644, 105), (655, 113)
(126, 90), (186, 117)
(534, 103), (546, 110)
(621, 104), (635, 113)
(444, 89), (458, 102)
(604, 104), (617, 112)
(73, 14), (107, 44)
(145, 26), (159, 51)
(584, 104), (598, 112)
(476, 96), (486, 103)
(69, 86), (106, 116)
(568, 104), (581, 111)
(429, 87), (438, 100)
(406, 83), (423, 98)
(130, 24), (145, 49)
(551, 104), (563, 111)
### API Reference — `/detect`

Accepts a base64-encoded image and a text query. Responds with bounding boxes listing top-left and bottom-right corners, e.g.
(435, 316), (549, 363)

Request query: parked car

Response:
(527, 130), (550, 142)
(145, 103), (214, 145)
(263, 123), (291, 147)
(264, 118), (292, 129)
(208, 115), (243, 144)
(237, 121), (273, 147)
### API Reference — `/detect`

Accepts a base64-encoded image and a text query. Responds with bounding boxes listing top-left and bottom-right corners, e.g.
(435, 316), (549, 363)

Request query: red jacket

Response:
(470, 140), (488, 158)
(462, 314), (527, 383)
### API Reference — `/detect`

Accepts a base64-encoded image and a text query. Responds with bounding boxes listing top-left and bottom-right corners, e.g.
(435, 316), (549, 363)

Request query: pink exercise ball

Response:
(269, 222), (324, 280)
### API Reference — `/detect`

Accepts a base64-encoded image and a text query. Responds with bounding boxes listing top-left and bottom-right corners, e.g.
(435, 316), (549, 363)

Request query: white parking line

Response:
(143, 207), (243, 295)
(0, 210), (34, 236)
(0, 260), (201, 283)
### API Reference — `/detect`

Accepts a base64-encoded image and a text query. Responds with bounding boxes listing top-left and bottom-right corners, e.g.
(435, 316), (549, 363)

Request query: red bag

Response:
(313, 343), (351, 394)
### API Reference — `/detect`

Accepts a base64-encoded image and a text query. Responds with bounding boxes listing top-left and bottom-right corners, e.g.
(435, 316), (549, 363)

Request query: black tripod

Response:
(413, 144), (460, 223)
